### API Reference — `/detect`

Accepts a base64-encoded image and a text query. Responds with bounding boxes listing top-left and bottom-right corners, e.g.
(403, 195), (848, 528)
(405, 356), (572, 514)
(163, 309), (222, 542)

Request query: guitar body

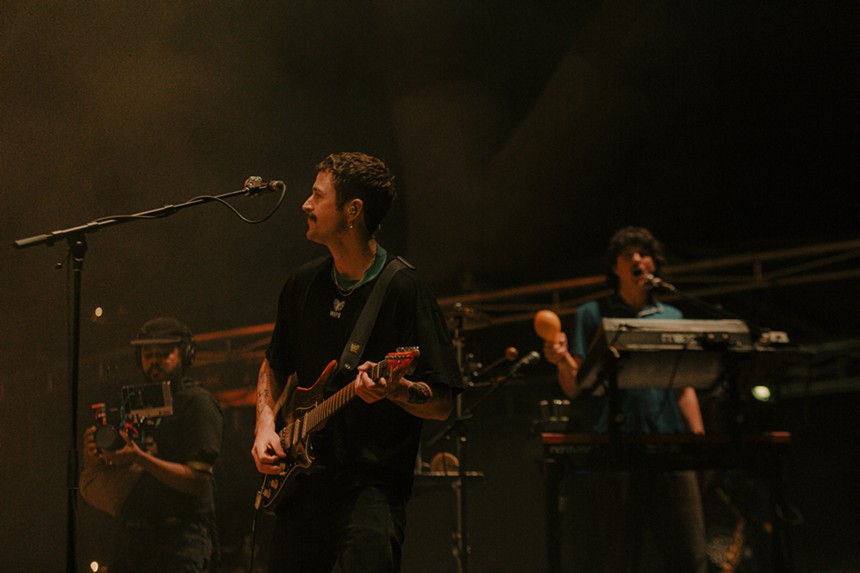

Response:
(255, 348), (419, 512)
(256, 359), (337, 511)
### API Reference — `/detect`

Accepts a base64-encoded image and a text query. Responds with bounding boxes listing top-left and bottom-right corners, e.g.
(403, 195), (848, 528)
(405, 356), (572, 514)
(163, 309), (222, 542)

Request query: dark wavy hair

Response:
(316, 152), (397, 237)
(603, 226), (667, 290)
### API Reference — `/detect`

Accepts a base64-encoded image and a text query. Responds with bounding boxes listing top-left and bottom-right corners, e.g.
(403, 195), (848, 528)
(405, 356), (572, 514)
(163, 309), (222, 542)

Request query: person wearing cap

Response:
(81, 317), (224, 573)
(251, 152), (463, 572)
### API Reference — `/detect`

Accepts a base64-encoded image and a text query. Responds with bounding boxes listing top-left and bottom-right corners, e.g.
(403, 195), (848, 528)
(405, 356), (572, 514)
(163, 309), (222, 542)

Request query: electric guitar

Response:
(255, 346), (420, 511)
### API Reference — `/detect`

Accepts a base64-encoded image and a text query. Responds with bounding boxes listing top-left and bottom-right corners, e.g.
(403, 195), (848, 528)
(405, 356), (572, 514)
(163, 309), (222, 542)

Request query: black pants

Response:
(268, 484), (407, 573)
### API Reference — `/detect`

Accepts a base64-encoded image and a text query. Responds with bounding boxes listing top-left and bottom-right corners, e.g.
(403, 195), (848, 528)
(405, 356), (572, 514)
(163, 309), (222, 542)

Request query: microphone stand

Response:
(13, 182), (279, 573)
(648, 274), (750, 421)
(649, 275), (796, 570)
(430, 316), (471, 573)
(425, 342), (532, 573)
(647, 274), (760, 328)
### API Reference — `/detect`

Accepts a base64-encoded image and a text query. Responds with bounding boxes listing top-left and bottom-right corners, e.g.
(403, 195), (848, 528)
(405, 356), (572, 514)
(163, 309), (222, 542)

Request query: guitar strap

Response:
(270, 254), (413, 415)
(337, 255), (412, 376)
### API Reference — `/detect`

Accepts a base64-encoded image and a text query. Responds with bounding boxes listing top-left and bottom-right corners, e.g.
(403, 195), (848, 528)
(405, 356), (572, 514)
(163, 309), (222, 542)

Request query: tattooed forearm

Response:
(256, 359), (279, 420)
(256, 385), (271, 415)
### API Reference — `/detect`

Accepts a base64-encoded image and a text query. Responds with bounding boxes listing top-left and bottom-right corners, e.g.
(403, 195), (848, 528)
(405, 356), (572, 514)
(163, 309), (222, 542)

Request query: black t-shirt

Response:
(121, 378), (224, 522)
(266, 255), (463, 500)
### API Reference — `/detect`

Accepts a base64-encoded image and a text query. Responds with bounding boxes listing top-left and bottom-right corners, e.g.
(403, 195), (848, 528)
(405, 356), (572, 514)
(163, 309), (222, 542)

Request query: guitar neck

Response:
(303, 358), (390, 433)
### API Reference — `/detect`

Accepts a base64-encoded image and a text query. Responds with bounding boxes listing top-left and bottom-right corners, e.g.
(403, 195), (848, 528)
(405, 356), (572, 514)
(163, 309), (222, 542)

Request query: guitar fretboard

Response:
(301, 358), (390, 437)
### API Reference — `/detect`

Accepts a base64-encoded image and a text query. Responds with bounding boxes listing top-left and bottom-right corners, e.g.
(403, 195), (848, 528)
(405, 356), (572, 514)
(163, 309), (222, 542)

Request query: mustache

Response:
(146, 363), (178, 378)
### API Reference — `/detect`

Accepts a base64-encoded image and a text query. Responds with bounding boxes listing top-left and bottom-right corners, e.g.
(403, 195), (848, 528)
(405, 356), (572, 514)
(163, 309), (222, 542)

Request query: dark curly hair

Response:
(316, 152), (397, 237)
(603, 226), (667, 290)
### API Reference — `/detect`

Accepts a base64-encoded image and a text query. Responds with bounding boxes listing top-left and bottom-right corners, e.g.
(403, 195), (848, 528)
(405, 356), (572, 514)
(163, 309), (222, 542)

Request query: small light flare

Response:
(751, 385), (772, 402)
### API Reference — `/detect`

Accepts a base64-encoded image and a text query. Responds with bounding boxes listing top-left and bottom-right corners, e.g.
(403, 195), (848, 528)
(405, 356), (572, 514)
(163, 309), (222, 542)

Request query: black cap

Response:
(130, 317), (193, 346)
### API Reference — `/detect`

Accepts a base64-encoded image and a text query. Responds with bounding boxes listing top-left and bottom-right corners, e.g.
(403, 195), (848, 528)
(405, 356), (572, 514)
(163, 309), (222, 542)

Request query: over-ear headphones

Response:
(131, 317), (196, 371)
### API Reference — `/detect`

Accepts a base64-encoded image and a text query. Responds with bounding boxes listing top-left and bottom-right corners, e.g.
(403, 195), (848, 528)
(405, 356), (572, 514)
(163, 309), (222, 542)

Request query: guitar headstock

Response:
(385, 346), (420, 376)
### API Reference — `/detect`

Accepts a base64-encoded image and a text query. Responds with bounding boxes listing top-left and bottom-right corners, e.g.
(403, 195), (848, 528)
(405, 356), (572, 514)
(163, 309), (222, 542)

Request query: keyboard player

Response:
(542, 226), (707, 573)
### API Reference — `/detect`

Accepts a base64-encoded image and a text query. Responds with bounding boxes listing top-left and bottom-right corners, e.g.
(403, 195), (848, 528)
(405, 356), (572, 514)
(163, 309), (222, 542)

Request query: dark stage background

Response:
(2, 2), (858, 571)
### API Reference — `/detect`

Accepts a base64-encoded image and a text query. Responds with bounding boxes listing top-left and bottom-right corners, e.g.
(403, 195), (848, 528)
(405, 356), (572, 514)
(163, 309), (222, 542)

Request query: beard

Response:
(146, 363), (183, 383)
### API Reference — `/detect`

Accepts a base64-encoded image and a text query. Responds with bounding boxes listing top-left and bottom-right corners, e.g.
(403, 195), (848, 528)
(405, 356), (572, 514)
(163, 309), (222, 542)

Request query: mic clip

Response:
(243, 176), (285, 197)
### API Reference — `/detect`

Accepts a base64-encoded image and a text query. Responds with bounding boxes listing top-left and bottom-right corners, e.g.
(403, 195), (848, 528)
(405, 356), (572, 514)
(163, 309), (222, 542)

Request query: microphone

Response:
(509, 350), (541, 375)
(472, 346), (519, 379)
(244, 176), (286, 196)
(477, 350), (540, 385)
(644, 273), (678, 293)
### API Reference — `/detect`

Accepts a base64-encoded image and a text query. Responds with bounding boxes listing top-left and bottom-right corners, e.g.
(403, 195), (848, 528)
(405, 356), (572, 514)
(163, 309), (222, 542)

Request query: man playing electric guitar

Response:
(251, 152), (464, 573)
(256, 347), (422, 511)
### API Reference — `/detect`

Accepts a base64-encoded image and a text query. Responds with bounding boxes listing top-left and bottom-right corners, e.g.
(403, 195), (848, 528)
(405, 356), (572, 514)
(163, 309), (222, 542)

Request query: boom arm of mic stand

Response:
(655, 280), (768, 339)
(13, 186), (256, 249)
